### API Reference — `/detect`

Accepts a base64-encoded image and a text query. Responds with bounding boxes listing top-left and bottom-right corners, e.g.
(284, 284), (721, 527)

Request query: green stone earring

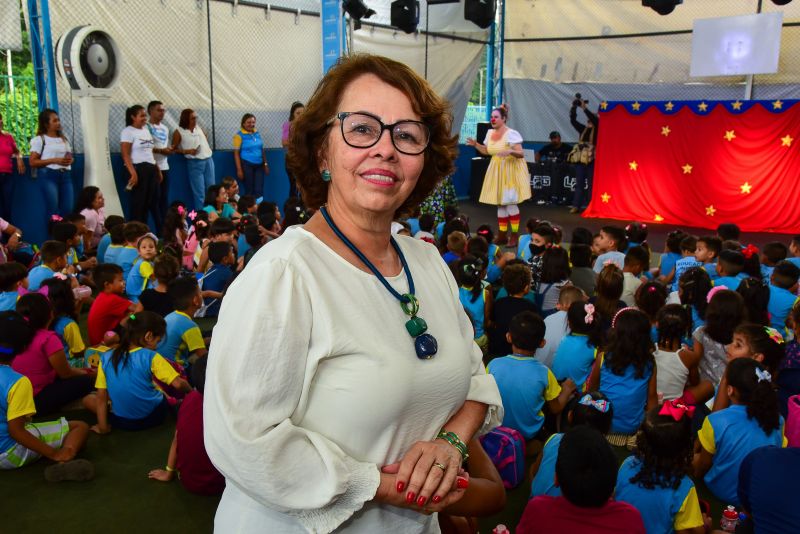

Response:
(321, 170), (331, 182)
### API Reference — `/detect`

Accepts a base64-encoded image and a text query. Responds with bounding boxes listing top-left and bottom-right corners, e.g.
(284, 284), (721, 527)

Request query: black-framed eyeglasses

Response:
(331, 111), (430, 155)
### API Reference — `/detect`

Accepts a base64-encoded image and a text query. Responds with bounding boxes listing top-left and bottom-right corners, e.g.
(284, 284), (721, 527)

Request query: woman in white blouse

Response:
(29, 109), (74, 219)
(121, 105), (162, 232)
(172, 109), (214, 211)
(204, 54), (503, 533)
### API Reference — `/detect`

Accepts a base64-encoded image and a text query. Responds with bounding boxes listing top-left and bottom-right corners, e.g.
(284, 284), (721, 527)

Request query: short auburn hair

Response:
(286, 54), (458, 218)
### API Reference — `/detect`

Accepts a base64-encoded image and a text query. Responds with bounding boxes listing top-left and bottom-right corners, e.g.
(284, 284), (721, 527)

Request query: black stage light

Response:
(391, 0), (419, 34)
(343, 0), (376, 30)
(642, 0), (683, 15)
(465, 0), (496, 29)
(771, 0), (793, 5)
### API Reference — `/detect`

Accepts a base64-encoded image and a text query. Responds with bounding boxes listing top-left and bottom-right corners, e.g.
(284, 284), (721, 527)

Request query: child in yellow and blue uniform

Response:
(694, 358), (786, 506)
(157, 276), (207, 368)
(457, 256), (493, 353)
(616, 403), (706, 534)
(0, 310), (92, 479)
(767, 261), (800, 335)
(552, 301), (601, 392)
(531, 391), (613, 499)
(41, 278), (86, 368)
(126, 234), (158, 304)
(84, 311), (191, 432)
(0, 261), (27, 311)
(113, 221), (149, 281)
(587, 308), (658, 438)
(488, 311), (576, 440)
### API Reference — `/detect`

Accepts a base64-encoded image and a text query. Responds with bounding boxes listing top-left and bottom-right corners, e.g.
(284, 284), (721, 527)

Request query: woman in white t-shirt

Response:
(172, 109), (214, 211)
(121, 105), (162, 231)
(29, 109), (75, 219)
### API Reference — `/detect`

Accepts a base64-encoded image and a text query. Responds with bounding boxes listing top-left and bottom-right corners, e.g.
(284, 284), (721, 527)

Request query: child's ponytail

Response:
(456, 255), (485, 302)
(632, 404), (693, 490)
(112, 311), (167, 373)
(726, 358), (781, 435)
(656, 304), (691, 348)
(678, 267), (712, 325)
(567, 301), (603, 348)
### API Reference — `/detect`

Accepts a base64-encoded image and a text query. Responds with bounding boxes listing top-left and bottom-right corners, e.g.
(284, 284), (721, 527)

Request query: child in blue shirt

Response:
(126, 234), (157, 304)
(670, 236), (702, 292)
(695, 235), (721, 284)
(158, 276), (207, 367)
(0, 310), (93, 480)
(201, 242), (236, 318)
(616, 403), (706, 534)
(0, 262), (27, 311)
(488, 311), (576, 440)
(28, 240), (69, 291)
(531, 391), (613, 499)
(52, 221), (96, 277)
(96, 215), (124, 263)
(592, 225), (626, 273)
(41, 278), (86, 368)
(457, 255), (492, 353)
(761, 242), (788, 282)
(715, 249), (746, 291)
(694, 358), (786, 506)
(100, 218), (126, 265)
(114, 221), (149, 281)
(587, 308), (658, 437)
(552, 301), (601, 391)
(768, 261), (800, 334)
(657, 230), (685, 282)
(84, 311), (191, 432)
(677, 267), (712, 331)
(788, 235), (800, 270)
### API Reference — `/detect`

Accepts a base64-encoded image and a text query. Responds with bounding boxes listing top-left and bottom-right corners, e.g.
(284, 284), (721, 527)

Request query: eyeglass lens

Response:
(340, 113), (429, 154)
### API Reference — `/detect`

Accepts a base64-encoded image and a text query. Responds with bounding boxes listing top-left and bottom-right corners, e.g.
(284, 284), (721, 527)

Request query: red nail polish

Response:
(432, 495), (442, 504)
(417, 496), (427, 506)
(406, 491), (415, 504)
(396, 481), (405, 493)
(457, 477), (469, 489)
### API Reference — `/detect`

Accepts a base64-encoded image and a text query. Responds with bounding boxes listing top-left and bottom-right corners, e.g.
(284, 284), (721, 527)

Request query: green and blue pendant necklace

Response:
(320, 206), (438, 359)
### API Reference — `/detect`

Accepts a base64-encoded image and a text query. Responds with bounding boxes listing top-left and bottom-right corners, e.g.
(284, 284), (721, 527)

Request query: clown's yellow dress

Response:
(478, 128), (532, 206)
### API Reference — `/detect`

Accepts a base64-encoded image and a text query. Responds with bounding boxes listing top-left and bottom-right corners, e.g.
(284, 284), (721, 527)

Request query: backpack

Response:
(479, 425), (526, 489)
(785, 394), (800, 447)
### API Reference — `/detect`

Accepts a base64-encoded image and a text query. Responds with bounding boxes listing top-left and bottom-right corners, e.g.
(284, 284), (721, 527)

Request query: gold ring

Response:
(433, 462), (447, 472)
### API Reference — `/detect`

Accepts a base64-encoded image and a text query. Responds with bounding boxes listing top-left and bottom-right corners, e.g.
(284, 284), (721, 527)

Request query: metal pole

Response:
(205, 0), (216, 150)
(497, 0), (505, 106)
(39, 0), (58, 112)
(484, 21), (495, 121)
(424, 2), (429, 79)
(745, 0), (764, 100)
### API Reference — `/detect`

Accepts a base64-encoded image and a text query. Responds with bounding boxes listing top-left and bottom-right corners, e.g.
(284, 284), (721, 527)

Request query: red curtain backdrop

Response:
(582, 100), (800, 233)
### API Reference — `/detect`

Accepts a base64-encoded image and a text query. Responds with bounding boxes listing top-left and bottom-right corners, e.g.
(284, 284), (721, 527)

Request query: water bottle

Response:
(492, 525), (509, 534)
(720, 505), (739, 532)
(72, 285), (92, 300)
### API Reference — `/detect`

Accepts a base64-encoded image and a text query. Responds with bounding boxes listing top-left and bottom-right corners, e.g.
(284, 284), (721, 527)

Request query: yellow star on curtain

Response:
(773, 100), (783, 110)
(600, 101), (608, 110)
(782, 135), (794, 147)
(654, 214), (664, 222)
(661, 126), (671, 136)
(601, 192), (611, 203)
(741, 182), (752, 194)
(629, 161), (639, 171)
(682, 164), (693, 174)
(665, 102), (674, 111)
(706, 205), (716, 216)
(732, 100), (743, 111)
(724, 130), (736, 141)
(698, 102), (708, 112)
(632, 102), (641, 111)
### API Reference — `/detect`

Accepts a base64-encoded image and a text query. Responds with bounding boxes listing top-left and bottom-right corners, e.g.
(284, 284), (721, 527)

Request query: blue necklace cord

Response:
(319, 205), (437, 359)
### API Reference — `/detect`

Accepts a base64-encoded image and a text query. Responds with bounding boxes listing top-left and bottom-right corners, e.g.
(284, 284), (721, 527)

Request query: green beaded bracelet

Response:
(436, 429), (469, 461)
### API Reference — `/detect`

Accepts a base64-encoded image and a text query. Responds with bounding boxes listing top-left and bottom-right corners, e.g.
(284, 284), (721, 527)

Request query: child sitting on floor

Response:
(487, 262), (537, 361)
(126, 233), (158, 304)
(531, 391), (613, 499)
(488, 311), (576, 442)
(653, 304), (697, 402)
(695, 235), (722, 284)
(715, 249), (747, 291)
(87, 263), (141, 346)
(42, 277), (85, 368)
(201, 241), (236, 318)
(539, 286), (586, 369)
(592, 225), (627, 273)
(616, 404), (707, 534)
(518, 426), (645, 533)
(669, 235), (702, 292)
(693, 358), (786, 506)
(148, 357), (224, 495)
(27, 241), (69, 291)
(457, 255), (492, 354)
(140, 253), (180, 318)
(0, 311), (93, 480)
(0, 261), (27, 311)
(768, 260), (800, 334)
(552, 301), (602, 392)
(113, 221), (149, 281)
(158, 276), (208, 368)
(84, 311), (191, 433)
(620, 246), (648, 307)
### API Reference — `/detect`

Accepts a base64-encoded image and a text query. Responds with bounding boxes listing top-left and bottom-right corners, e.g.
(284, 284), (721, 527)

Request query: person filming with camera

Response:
(567, 94), (598, 214)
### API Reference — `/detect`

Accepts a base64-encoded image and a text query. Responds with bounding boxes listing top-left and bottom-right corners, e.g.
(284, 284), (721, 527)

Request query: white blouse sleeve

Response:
(29, 136), (42, 155)
(506, 129), (523, 144)
(203, 256), (380, 533)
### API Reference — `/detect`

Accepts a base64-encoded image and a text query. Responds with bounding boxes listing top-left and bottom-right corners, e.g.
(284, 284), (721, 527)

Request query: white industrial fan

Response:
(55, 26), (122, 215)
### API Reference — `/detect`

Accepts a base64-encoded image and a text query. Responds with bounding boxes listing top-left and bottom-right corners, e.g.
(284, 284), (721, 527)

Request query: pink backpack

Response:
(480, 426), (526, 489)
(785, 395), (800, 447)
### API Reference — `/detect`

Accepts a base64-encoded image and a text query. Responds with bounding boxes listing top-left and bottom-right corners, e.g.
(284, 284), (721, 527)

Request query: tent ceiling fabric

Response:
(0, 1), (23, 51)
(505, 0), (800, 84)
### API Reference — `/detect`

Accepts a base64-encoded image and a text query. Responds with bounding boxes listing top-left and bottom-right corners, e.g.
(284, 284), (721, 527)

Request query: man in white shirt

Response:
(147, 100), (172, 217)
